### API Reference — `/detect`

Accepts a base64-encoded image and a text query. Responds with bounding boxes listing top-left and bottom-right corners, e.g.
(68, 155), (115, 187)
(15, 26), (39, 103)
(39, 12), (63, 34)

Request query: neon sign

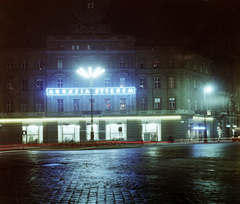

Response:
(46, 87), (136, 96)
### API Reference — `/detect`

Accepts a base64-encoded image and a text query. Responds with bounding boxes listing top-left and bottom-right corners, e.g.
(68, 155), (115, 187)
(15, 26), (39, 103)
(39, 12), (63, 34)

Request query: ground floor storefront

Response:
(0, 115), (223, 144)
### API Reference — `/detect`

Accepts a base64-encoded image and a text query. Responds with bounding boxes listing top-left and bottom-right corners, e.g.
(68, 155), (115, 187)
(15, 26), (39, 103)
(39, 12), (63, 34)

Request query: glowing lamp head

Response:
(204, 86), (212, 93)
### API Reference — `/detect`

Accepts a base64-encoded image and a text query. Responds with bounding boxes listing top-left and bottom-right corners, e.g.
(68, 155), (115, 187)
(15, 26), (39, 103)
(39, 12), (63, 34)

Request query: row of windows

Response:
(56, 44), (126, 50)
(5, 100), (43, 112)
(5, 58), (209, 72)
(6, 60), (43, 70)
(6, 79), (43, 91)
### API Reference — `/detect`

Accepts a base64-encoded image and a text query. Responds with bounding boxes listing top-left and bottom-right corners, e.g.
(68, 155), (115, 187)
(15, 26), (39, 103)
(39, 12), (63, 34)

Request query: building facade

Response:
(0, 34), (230, 144)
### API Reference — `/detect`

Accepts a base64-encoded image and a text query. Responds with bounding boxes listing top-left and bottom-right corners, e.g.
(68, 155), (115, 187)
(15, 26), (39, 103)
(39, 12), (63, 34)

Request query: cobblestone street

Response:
(1, 143), (240, 203)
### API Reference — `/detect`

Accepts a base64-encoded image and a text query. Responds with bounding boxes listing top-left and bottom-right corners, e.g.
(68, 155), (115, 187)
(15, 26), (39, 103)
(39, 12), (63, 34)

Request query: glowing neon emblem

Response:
(46, 87), (136, 95)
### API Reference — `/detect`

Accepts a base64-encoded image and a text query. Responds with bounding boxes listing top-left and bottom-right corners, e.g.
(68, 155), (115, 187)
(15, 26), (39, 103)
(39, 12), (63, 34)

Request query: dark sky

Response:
(0, 0), (240, 57)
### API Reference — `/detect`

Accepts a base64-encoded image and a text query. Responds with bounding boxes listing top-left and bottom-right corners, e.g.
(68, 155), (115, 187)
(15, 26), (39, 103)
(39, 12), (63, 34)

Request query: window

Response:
(21, 99), (28, 112)
(187, 78), (190, 87)
(187, 60), (190, 69)
(73, 79), (79, 87)
(58, 99), (64, 112)
(21, 80), (28, 91)
(76, 45), (79, 50)
(58, 79), (63, 88)
(195, 100), (198, 111)
(87, 45), (91, 50)
(168, 77), (175, 89)
(88, 2), (94, 9)
(194, 64), (197, 70)
(120, 98), (126, 110)
(73, 99), (79, 111)
(7, 60), (12, 70)
(73, 60), (78, 69)
(153, 58), (160, 68)
(120, 78), (125, 87)
(140, 98), (147, 110)
(194, 79), (196, 89)
(6, 80), (13, 90)
(169, 60), (173, 68)
(57, 60), (63, 69)
(119, 59), (124, 68)
(188, 98), (191, 110)
(105, 59), (109, 68)
(140, 77), (145, 89)
(154, 98), (161, 110)
(89, 99), (95, 110)
(154, 77), (160, 88)
(22, 60), (27, 70)
(200, 66), (203, 72)
(6, 100), (13, 112)
(36, 79), (43, 90)
(105, 99), (111, 111)
(72, 45), (75, 50)
(200, 101), (203, 111)
(61, 45), (64, 50)
(37, 60), (43, 70)
(140, 60), (144, 68)
(36, 99), (43, 112)
(206, 68), (208, 74)
(169, 98), (176, 110)
(105, 78), (110, 87)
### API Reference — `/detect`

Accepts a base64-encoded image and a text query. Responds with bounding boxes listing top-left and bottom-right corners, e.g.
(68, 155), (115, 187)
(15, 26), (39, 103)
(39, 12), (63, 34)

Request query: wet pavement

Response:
(0, 143), (240, 203)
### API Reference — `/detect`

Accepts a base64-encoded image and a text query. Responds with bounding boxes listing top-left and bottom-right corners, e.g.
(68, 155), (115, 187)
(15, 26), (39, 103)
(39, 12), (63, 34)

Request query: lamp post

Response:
(203, 86), (212, 143)
(77, 67), (104, 141)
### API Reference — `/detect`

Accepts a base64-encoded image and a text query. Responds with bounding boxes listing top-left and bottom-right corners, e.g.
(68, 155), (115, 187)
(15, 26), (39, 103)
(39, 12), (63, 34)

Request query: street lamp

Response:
(203, 86), (212, 143)
(77, 67), (105, 141)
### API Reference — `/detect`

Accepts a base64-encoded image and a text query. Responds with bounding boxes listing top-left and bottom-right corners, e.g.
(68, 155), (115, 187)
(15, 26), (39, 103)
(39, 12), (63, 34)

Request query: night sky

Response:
(0, 0), (240, 57)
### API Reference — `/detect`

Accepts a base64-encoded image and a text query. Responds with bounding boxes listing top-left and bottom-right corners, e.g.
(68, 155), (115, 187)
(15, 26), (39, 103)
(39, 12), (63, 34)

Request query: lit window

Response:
(169, 98), (176, 110)
(169, 60), (173, 68)
(58, 99), (64, 112)
(87, 45), (91, 50)
(168, 77), (175, 89)
(36, 79), (43, 90)
(105, 78), (110, 87)
(72, 45), (75, 50)
(22, 60), (27, 70)
(76, 45), (79, 50)
(6, 80), (13, 90)
(140, 77), (145, 89)
(140, 98), (147, 110)
(154, 98), (161, 110)
(120, 98), (126, 110)
(73, 99), (79, 111)
(153, 58), (160, 68)
(105, 99), (111, 111)
(37, 60), (43, 70)
(61, 45), (64, 50)
(120, 78), (125, 87)
(21, 80), (28, 91)
(6, 100), (13, 112)
(89, 99), (95, 110)
(154, 77), (160, 88)
(57, 60), (63, 69)
(58, 79), (63, 88)
(194, 79), (196, 88)
(88, 2), (94, 9)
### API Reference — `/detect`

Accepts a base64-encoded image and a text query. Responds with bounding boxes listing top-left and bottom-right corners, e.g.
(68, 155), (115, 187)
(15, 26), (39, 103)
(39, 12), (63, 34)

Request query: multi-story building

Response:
(0, 34), (231, 144)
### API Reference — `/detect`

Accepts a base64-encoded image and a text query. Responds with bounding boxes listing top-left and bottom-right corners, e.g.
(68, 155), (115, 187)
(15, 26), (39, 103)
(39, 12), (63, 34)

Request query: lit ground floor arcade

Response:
(0, 115), (221, 144)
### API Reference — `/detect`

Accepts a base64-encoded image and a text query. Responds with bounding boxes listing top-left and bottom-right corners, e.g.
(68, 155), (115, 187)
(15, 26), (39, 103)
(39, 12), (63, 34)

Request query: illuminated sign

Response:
(46, 87), (136, 96)
(193, 127), (205, 130)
